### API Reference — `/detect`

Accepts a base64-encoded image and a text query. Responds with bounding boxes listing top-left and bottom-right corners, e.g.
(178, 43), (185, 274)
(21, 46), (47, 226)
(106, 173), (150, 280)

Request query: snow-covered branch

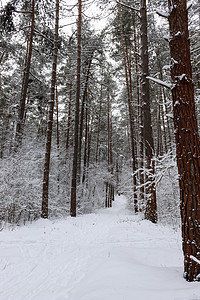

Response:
(146, 76), (173, 89)
(116, 1), (140, 12)
(156, 9), (169, 18)
(190, 255), (200, 265)
(34, 28), (54, 44)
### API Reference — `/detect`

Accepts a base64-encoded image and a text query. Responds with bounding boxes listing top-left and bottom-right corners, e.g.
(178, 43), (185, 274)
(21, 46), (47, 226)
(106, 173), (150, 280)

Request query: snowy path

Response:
(0, 195), (200, 300)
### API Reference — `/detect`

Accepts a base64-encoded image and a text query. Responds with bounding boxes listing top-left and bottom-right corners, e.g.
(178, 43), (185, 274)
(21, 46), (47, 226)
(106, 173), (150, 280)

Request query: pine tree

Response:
(168, 0), (200, 281)
(70, 0), (82, 217)
(140, 0), (157, 223)
(41, 0), (59, 219)
(15, 0), (35, 147)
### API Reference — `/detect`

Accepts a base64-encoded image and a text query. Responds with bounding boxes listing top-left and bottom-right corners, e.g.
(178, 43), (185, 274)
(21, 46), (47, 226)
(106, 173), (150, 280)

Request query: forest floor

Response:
(0, 195), (200, 300)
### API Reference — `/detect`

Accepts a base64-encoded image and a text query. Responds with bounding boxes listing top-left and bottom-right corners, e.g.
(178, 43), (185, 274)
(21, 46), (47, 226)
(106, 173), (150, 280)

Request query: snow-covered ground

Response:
(0, 195), (200, 300)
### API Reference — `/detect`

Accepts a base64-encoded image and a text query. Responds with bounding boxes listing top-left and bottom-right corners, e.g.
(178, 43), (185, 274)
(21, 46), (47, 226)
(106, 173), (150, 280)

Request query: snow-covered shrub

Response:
(156, 151), (180, 226)
(117, 151), (180, 225)
(0, 142), (43, 226)
(0, 132), (72, 227)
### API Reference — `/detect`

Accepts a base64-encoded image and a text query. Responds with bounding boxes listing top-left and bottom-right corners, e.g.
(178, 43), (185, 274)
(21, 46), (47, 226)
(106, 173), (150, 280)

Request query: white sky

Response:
(0, 0), (109, 34)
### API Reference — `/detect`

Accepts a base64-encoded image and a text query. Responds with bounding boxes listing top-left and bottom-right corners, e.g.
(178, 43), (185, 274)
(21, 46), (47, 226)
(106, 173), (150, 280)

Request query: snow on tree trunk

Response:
(168, 0), (200, 281)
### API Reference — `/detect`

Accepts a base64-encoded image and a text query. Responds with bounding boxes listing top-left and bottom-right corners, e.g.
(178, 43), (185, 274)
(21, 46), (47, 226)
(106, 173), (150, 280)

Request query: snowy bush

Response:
(117, 151), (180, 225)
(156, 151), (180, 226)
(0, 144), (43, 226)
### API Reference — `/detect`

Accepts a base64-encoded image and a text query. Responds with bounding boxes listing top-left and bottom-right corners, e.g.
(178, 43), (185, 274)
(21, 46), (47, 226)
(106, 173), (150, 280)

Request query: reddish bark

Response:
(118, 4), (138, 213)
(168, 0), (200, 281)
(140, 0), (157, 223)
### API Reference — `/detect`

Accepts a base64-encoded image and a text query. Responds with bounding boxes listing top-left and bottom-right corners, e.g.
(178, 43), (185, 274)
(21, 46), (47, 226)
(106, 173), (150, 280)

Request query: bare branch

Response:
(116, 1), (140, 12)
(34, 28), (54, 44)
(59, 21), (77, 29)
(29, 71), (43, 83)
(14, 10), (32, 14)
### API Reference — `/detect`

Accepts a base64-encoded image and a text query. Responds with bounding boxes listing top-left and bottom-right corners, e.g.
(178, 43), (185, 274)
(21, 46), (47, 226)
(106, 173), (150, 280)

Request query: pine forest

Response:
(0, 0), (200, 297)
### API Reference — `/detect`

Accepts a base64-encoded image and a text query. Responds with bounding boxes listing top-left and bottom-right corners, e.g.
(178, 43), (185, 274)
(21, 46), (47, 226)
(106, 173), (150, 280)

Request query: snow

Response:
(174, 100), (180, 107)
(175, 31), (182, 37)
(146, 76), (173, 89)
(163, 35), (171, 42)
(177, 74), (187, 81)
(171, 58), (179, 65)
(163, 64), (171, 70)
(190, 255), (200, 265)
(1, 195), (200, 300)
(156, 9), (169, 18)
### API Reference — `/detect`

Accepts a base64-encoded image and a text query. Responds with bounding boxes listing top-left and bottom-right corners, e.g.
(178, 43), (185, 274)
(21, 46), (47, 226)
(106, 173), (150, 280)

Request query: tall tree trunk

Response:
(140, 0), (157, 223)
(15, 0), (35, 146)
(160, 92), (168, 154)
(163, 88), (173, 153)
(41, 0), (59, 218)
(55, 83), (60, 152)
(168, 0), (200, 281)
(156, 98), (163, 156)
(66, 81), (72, 153)
(95, 83), (103, 163)
(70, 0), (82, 217)
(155, 47), (168, 153)
(109, 108), (114, 205)
(118, 4), (138, 213)
(106, 93), (114, 208)
(133, 11), (144, 206)
(55, 83), (60, 193)
(77, 53), (93, 183)
(87, 113), (93, 171)
(82, 96), (88, 184)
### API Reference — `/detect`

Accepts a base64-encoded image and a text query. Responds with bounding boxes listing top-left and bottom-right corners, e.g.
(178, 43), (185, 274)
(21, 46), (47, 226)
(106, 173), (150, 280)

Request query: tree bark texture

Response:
(140, 0), (157, 223)
(55, 83), (60, 152)
(77, 53), (93, 183)
(41, 0), (59, 218)
(168, 0), (200, 281)
(155, 47), (168, 154)
(95, 83), (103, 163)
(106, 94), (114, 208)
(133, 11), (145, 205)
(15, 0), (35, 146)
(82, 99), (88, 184)
(70, 0), (82, 217)
(118, 4), (138, 213)
(66, 81), (72, 153)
